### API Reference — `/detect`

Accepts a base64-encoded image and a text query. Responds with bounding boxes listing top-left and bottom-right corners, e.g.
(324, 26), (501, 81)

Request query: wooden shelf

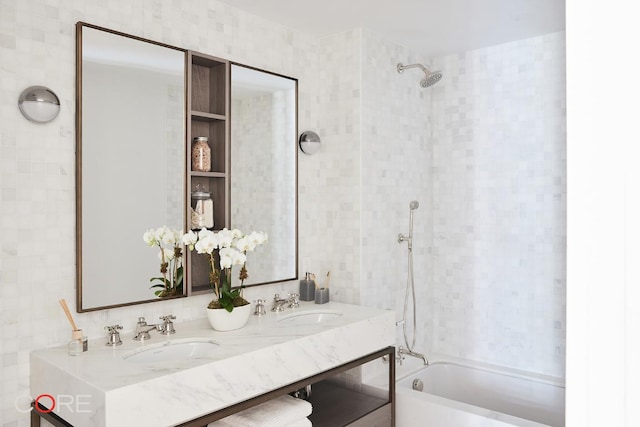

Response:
(190, 171), (226, 178)
(186, 51), (230, 296)
(191, 110), (226, 122)
(308, 381), (390, 427)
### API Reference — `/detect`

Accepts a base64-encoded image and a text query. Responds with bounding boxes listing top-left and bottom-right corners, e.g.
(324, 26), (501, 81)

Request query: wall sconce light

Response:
(18, 86), (61, 123)
(298, 131), (321, 155)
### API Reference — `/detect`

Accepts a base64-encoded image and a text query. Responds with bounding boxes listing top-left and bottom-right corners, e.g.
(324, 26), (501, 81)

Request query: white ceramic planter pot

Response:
(206, 303), (251, 331)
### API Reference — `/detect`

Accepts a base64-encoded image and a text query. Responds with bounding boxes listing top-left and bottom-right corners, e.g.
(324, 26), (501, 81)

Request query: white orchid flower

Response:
(195, 235), (217, 254)
(230, 228), (243, 239)
(233, 251), (247, 266)
(158, 247), (174, 261)
(217, 228), (234, 248)
(155, 226), (168, 241)
(219, 247), (238, 269)
(248, 231), (268, 246)
(143, 229), (158, 246)
(198, 229), (215, 240)
(181, 230), (198, 250)
(162, 231), (176, 246)
(194, 229), (220, 253)
(235, 236), (256, 252)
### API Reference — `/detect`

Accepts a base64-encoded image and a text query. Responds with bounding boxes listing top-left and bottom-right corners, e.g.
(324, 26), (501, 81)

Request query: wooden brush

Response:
(324, 271), (331, 289)
(58, 299), (79, 331)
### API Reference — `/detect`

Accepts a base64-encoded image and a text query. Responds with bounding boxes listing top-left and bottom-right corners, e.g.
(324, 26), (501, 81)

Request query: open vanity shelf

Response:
(186, 51), (230, 294)
(32, 346), (395, 427)
(180, 346), (395, 427)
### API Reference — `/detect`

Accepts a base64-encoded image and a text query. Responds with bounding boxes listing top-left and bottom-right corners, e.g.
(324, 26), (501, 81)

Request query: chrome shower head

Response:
(420, 71), (442, 88)
(398, 63), (442, 88)
(410, 200), (419, 210)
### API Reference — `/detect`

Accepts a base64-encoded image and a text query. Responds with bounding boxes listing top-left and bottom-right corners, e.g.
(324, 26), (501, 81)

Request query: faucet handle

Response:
(159, 315), (176, 335)
(104, 324), (123, 346)
(289, 293), (300, 308)
(271, 294), (285, 312)
(254, 299), (266, 316)
(137, 317), (147, 325)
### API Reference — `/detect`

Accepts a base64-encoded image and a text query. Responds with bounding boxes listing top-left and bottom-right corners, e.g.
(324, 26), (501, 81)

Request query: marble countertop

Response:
(31, 301), (395, 427)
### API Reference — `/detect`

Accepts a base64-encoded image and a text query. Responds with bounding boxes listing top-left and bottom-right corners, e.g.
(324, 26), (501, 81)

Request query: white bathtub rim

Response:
(396, 386), (553, 427)
(395, 352), (565, 388)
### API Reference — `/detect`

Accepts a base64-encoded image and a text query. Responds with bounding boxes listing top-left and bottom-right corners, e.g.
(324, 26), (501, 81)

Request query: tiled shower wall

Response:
(428, 32), (567, 377)
(359, 29), (433, 355)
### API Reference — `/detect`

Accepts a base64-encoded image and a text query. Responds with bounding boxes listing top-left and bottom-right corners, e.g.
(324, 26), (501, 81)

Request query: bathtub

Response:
(394, 359), (565, 427)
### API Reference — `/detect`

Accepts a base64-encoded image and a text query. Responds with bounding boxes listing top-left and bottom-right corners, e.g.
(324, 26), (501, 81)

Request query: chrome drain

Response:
(412, 378), (424, 391)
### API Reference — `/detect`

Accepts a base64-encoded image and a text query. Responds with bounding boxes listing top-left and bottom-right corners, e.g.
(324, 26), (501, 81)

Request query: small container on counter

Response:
(299, 272), (316, 301)
(68, 329), (88, 356)
(314, 288), (330, 304)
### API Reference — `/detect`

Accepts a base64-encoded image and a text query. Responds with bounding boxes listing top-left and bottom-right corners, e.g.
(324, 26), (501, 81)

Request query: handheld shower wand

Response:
(397, 200), (428, 365)
(398, 201), (419, 251)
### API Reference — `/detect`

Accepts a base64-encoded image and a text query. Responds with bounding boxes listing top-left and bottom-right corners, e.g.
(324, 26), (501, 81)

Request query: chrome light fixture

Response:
(18, 86), (60, 123)
(298, 131), (321, 155)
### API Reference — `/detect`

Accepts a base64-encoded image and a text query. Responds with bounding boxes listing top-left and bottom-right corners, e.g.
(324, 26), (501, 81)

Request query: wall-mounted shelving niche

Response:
(186, 51), (230, 294)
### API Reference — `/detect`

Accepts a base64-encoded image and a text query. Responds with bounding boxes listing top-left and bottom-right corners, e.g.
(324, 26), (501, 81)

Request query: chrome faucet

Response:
(133, 315), (176, 341)
(398, 346), (429, 366)
(104, 324), (123, 346)
(159, 315), (176, 335)
(271, 293), (300, 312)
(134, 317), (161, 341)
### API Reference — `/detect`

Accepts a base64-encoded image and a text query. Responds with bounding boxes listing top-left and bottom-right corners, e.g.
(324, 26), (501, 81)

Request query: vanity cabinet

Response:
(30, 302), (395, 427)
(180, 346), (396, 427)
(186, 51), (230, 294)
(31, 347), (394, 427)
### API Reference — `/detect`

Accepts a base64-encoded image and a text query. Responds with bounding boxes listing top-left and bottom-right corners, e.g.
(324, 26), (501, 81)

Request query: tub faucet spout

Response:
(398, 346), (429, 366)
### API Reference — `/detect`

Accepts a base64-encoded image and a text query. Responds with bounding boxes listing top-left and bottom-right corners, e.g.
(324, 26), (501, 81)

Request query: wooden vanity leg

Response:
(30, 402), (41, 427)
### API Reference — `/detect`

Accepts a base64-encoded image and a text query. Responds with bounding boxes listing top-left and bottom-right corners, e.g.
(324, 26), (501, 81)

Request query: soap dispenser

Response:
(299, 272), (316, 301)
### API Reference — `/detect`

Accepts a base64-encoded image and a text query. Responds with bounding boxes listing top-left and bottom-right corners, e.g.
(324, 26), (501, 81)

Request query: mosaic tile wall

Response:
(302, 29), (364, 304)
(428, 32), (567, 377)
(0, 0), (566, 423)
(359, 29), (433, 355)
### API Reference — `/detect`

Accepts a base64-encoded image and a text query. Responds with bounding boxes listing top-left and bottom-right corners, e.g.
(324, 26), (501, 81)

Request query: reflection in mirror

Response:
(230, 64), (298, 286)
(77, 24), (186, 311)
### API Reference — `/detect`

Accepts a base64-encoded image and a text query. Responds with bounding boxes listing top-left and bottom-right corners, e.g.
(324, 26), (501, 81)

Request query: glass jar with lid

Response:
(190, 184), (214, 230)
(192, 136), (211, 172)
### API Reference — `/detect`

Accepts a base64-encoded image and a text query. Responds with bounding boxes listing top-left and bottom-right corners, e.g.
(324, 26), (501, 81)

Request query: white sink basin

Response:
(277, 309), (343, 325)
(123, 338), (219, 364)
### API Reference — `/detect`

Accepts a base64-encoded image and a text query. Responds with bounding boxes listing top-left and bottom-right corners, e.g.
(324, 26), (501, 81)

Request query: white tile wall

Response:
(0, 0), (566, 424)
(359, 29), (433, 355)
(429, 32), (567, 377)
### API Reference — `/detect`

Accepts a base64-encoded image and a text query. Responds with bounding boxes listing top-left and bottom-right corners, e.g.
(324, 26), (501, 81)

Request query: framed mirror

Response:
(76, 23), (187, 311)
(229, 64), (298, 286)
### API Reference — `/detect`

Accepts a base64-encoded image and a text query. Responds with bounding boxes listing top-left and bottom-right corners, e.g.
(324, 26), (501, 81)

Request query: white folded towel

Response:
(208, 395), (312, 427)
(210, 417), (311, 427)
(286, 418), (312, 427)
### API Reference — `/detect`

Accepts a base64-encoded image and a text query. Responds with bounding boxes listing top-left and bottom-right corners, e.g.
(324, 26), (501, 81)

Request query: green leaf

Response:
(175, 266), (184, 287)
